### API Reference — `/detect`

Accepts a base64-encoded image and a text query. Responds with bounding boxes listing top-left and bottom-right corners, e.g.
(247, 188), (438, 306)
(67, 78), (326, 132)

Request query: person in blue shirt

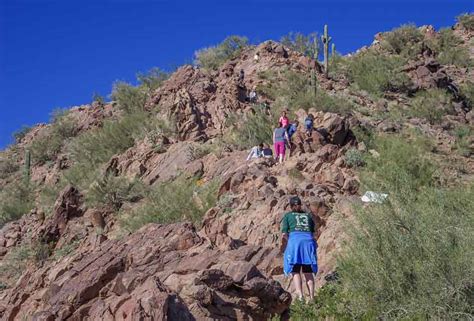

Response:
(280, 196), (318, 301)
(304, 114), (314, 135)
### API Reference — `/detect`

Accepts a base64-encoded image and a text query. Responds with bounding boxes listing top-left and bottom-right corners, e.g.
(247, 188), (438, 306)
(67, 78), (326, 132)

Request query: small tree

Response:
(194, 35), (249, 71)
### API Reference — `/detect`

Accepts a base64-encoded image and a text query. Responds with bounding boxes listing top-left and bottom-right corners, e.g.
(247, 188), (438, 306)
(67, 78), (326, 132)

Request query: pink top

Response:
(279, 116), (289, 127)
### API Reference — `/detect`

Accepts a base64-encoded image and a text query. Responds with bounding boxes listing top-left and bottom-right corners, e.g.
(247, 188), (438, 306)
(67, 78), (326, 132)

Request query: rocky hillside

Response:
(0, 16), (473, 320)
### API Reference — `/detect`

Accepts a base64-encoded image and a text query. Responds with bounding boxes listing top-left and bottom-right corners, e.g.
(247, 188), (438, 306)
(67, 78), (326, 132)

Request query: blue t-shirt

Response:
(274, 127), (286, 142)
(288, 124), (298, 138)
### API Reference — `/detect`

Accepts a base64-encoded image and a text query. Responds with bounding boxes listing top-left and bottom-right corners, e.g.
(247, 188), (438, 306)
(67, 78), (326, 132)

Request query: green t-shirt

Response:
(281, 211), (315, 233)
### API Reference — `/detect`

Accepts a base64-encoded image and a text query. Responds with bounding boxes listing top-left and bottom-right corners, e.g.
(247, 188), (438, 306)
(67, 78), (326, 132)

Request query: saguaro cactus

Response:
(332, 43), (336, 58)
(321, 24), (332, 77)
(24, 149), (31, 183)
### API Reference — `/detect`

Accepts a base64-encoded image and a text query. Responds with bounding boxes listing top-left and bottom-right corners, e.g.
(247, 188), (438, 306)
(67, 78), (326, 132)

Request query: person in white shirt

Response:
(246, 143), (263, 161)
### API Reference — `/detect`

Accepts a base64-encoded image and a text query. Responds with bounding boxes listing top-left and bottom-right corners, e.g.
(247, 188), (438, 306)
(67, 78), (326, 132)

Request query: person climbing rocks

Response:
(304, 114), (314, 135)
(246, 143), (263, 161)
(238, 69), (245, 84)
(287, 120), (299, 158)
(288, 120), (299, 139)
(262, 143), (273, 158)
(280, 196), (318, 302)
(248, 86), (257, 103)
(279, 110), (289, 128)
(254, 53), (260, 62)
(273, 123), (289, 164)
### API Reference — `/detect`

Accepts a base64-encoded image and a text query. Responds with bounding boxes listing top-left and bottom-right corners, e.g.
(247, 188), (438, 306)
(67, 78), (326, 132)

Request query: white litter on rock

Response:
(361, 191), (388, 204)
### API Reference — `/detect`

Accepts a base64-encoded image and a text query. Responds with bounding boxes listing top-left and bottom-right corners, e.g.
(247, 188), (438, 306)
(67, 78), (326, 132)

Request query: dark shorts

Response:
(291, 264), (313, 273)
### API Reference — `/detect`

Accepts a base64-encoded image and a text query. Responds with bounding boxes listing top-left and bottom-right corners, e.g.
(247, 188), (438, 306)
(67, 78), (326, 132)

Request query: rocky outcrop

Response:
(1, 223), (290, 320)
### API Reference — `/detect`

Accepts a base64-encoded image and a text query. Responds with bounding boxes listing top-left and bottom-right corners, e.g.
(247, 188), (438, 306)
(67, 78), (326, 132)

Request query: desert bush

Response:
(290, 283), (353, 320)
(453, 125), (473, 157)
(428, 28), (473, 68)
(460, 81), (474, 109)
(294, 134), (474, 319)
(338, 185), (473, 319)
(194, 35), (248, 71)
(0, 241), (52, 287)
(0, 180), (34, 227)
(0, 156), (19, 179)
(137, 67), (169, 91)
(120, 177), (218, 232)
(86, 174), (144, 210)
(225, 108), (273, 150)
(409, 88), (453, 124)
(288, 167), (304, 182)
(381, 24), (424, 58)
(29, 109), (76, 164)
(360, 134), (437, 193)
(92, 92), (106, 105)
(344, 148), (365, 167)
(66, 112), (153, 187)
(348, 52), (412, 96)
(280, 32), (320, 58)
(258, 69), (352, 114)
(457, 13), (474, 31)
(111, 82), (148, 114)
(13, 125), (33, 143)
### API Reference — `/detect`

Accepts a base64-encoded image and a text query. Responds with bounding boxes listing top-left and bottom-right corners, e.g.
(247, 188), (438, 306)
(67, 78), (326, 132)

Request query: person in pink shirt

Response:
(279, 111), (289, 128)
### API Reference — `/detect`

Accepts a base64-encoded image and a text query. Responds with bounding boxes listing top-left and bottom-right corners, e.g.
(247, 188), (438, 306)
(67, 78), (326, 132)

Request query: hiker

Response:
(288, 120), (299, 140)
(280, 196), (318, 302)
(279, 110), (289, 128)
(254, 53), (260, 62)
(248, 87), (257, 103)
(273, 123), (289, 164)
(262, 143), (273, 158)
(238, 69), (245, 84)
(246, 143), (263, 161)
(304, 114), (314, 135)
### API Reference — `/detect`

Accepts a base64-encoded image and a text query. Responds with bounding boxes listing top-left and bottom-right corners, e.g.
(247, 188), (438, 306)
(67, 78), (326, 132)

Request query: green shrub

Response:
(258, 69), (352, 114)
(29, 109), (76, 164)
(460, 81), (474, 109)
(429, 28), (473, 68)
(457, 13), (474, 31)
(111, 82), (148, 114)
(92, 92), (106, 105)
(349, 52), (412, 96)
(0, 241), (52, 287)
(309, 134), (474, 320)
(280, 32), (320, 58)
(288, 167), (304, 182)
(409, 88), (453, 124)
(289, 283), (354, 320)
(194, 35), (249, 71)
(453, 125), (473, 157)
(381, 24), (424, 58)
(119, 177), (218, 232)
(12, 125), (33, 143)
(0, 156), (19, 179)
(137, 67), (169, 91)
(338, 185), (473, 319)
(345, 148), (365, 167)
(0, 181), (34, 227)
(360, 134), (437, 193)
(66, 112), (154, 188)
(86, 174), (144, 210)
(225, 108), (273, 150)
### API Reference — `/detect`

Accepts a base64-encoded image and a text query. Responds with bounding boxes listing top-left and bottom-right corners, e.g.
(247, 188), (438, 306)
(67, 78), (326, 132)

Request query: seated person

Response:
(246, 143), (263, 161)
(262, 144), (273, 158)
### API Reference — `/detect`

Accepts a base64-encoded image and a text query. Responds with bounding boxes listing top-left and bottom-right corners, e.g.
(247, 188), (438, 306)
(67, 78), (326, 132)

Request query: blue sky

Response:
(0, 0), (472, 148)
